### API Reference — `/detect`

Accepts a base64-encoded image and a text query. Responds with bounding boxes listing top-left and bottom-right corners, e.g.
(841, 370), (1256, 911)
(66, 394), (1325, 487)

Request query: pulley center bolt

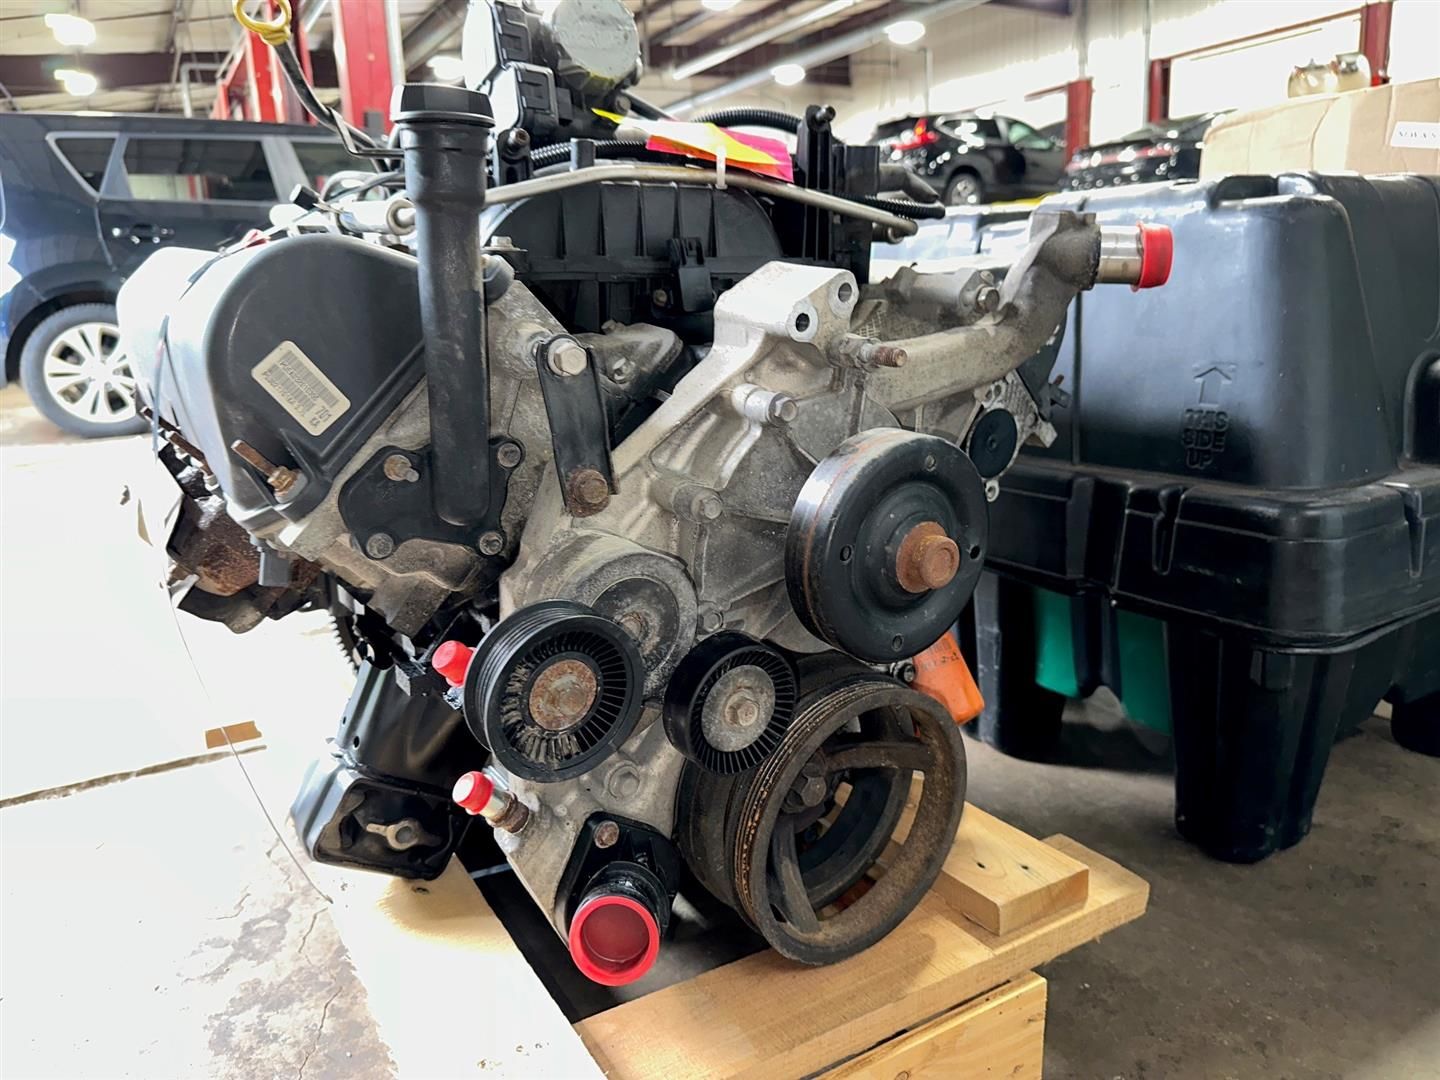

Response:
(617, 610), (651, 644)
(793, 763), (828, 808)
(896, 521), (961, 593)
(528, 658), (599, 731)
(724, 694), (762, 729)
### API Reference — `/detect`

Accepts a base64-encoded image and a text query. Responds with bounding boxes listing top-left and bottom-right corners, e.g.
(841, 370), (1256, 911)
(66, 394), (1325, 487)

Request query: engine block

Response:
(119, 0), (1170, 988)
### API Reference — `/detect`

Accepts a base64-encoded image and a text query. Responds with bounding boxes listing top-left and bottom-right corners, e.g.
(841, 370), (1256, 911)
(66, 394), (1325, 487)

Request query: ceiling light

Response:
(702, 0), (742, 10)
(45, 12), (96, 47)
(884, 20), (926, 46)
(428, 54), (466, 83)
(55, 68), (98, 97)
(772, 63), (806, 88)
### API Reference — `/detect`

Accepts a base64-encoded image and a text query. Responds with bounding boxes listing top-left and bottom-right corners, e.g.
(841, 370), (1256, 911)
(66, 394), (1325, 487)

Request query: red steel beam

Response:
(244, 30), (283, 122)
(279, 0), (317, 124)
(1064, 77), (1092, 159)
(1359, 0), (1392, 85)
(211, 51), (248, 120)
(1146, 57), (1171, 123)
(332, 0), (395, 134)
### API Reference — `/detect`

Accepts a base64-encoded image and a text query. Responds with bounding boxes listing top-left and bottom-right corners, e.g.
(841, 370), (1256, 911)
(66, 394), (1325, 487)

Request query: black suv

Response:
(872, 113), (1066, 207)
(0, 112), (368, 436)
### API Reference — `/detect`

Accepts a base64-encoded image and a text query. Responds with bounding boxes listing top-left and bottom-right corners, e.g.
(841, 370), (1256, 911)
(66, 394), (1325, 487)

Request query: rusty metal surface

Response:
(728, 675), (966, 964)
(895, 520), (960, 594)
(564, 467), (611, 516)
(527, 658), (600, 731)
(491, 795), (531, 834)
(168, 492), (261, 597)
(229, 439), (300, 498)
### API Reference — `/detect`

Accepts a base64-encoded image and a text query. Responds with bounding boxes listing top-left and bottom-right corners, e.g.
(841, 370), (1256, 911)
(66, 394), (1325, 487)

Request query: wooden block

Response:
(822, 972), (1047, 1080)
(892, 801), (1090, 935)
(576, 836), (1147, 1080)
(320, 856), (604, 1079)
(934, 805), (1090, 935)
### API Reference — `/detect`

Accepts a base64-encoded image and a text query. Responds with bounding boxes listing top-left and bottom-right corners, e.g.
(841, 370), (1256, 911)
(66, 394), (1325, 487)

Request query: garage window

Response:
(937, 117), (1001, 142)
(292, 139), (376, 190)
(52, 136), (115, 192)
(1005, 120), (1055, 151)
(121, 138), (276, 203)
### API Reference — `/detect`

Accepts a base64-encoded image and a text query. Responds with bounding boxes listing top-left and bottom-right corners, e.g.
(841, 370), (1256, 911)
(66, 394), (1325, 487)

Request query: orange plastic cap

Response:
(911, 631), (985, 724)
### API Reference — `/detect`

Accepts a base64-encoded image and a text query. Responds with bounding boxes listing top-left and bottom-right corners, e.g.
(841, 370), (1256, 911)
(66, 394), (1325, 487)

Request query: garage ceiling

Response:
(0, 0), (447, 114)
(0, 0), (1009, 117)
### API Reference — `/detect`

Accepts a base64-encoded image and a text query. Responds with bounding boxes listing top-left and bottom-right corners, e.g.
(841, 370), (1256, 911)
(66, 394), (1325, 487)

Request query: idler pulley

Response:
(462, 600), (644, 782)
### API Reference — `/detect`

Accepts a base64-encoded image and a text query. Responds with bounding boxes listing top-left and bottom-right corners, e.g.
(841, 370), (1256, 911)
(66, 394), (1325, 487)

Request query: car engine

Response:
(120, 0), (1170, 985)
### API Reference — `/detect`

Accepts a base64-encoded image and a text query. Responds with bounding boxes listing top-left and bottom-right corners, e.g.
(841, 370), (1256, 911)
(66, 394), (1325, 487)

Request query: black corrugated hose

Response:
(859, 195), (948, 220)
(691, 107), (803, 134)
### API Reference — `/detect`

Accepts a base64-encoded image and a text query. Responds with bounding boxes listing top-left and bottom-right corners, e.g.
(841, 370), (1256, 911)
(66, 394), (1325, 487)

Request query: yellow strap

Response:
(233, 0), (293, 47)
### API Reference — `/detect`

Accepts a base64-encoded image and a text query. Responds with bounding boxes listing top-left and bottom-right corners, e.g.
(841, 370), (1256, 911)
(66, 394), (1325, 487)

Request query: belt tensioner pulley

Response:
(462, 599), (644, 782)
(786, 428), (988, 663)
(677, 662), (967, 964)
(662, 633), (798, 774)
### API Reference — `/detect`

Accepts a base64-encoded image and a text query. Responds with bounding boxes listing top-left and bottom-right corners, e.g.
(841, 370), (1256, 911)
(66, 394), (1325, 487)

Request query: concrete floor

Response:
(970, 702), (1440, 1080)
(2, 382), (1437, 1078)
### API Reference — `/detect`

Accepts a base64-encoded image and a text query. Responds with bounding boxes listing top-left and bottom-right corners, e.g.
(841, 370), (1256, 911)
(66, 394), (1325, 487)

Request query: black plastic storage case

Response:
(960, 173), (1440, 862)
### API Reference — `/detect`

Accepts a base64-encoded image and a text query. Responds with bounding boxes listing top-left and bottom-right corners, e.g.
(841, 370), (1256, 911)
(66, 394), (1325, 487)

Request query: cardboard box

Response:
(1200, 78), (1440, 177)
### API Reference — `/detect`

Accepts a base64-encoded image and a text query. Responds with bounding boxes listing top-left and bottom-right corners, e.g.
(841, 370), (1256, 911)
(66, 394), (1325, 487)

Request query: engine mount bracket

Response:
(338, 440), (519, 560)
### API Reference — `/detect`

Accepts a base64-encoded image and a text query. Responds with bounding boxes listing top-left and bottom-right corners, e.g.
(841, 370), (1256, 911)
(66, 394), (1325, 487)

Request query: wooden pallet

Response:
(319, 805), (1148, 1079)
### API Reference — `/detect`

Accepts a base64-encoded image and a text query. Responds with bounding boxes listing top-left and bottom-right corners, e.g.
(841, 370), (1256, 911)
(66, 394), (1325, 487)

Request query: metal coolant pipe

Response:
(394, 83), (495, 526)
(1095, 223), (1174, 289)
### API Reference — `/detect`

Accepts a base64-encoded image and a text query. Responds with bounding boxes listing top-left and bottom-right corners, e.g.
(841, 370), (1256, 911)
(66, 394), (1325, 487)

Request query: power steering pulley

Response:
(786, 428), (989, 663)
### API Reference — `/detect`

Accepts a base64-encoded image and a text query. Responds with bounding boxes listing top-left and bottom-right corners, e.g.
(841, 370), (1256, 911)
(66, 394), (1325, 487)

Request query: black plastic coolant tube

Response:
(396, 88), (495, 526)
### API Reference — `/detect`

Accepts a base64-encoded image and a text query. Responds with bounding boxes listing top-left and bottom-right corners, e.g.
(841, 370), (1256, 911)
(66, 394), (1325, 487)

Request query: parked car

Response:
(870, 113), (1066, 206)
(0, 112), (370, 436)
(1062, 111), (1228, 192)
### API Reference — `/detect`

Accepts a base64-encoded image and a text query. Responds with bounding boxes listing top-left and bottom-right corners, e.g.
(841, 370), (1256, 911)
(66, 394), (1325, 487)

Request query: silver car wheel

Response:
(947, 175), (982, 205)
(41, 322), (138, 424)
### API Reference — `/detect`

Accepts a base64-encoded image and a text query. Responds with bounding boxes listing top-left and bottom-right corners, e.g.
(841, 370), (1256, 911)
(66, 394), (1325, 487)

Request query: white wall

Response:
(831, 2), (1083, 143)
(1389, 0), (1440, 84)
(639, 0), (1440, 147)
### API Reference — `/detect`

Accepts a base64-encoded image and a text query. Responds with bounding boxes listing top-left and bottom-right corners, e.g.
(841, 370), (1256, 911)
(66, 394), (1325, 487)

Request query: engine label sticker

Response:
(1391, 122), (1440, 150)
(251, 341), (351, 436)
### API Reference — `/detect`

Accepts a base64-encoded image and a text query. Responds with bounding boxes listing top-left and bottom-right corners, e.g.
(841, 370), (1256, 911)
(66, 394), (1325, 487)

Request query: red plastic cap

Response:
(452, 770), (494, 815)
(567, 894), (660, 986)
(1133, 222), (1174, 290)
(432, 640), (474, 687)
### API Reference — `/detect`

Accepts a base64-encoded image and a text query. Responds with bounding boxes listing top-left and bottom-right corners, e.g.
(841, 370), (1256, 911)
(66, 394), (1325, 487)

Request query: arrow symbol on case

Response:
(1193, 364), (1235, 405)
